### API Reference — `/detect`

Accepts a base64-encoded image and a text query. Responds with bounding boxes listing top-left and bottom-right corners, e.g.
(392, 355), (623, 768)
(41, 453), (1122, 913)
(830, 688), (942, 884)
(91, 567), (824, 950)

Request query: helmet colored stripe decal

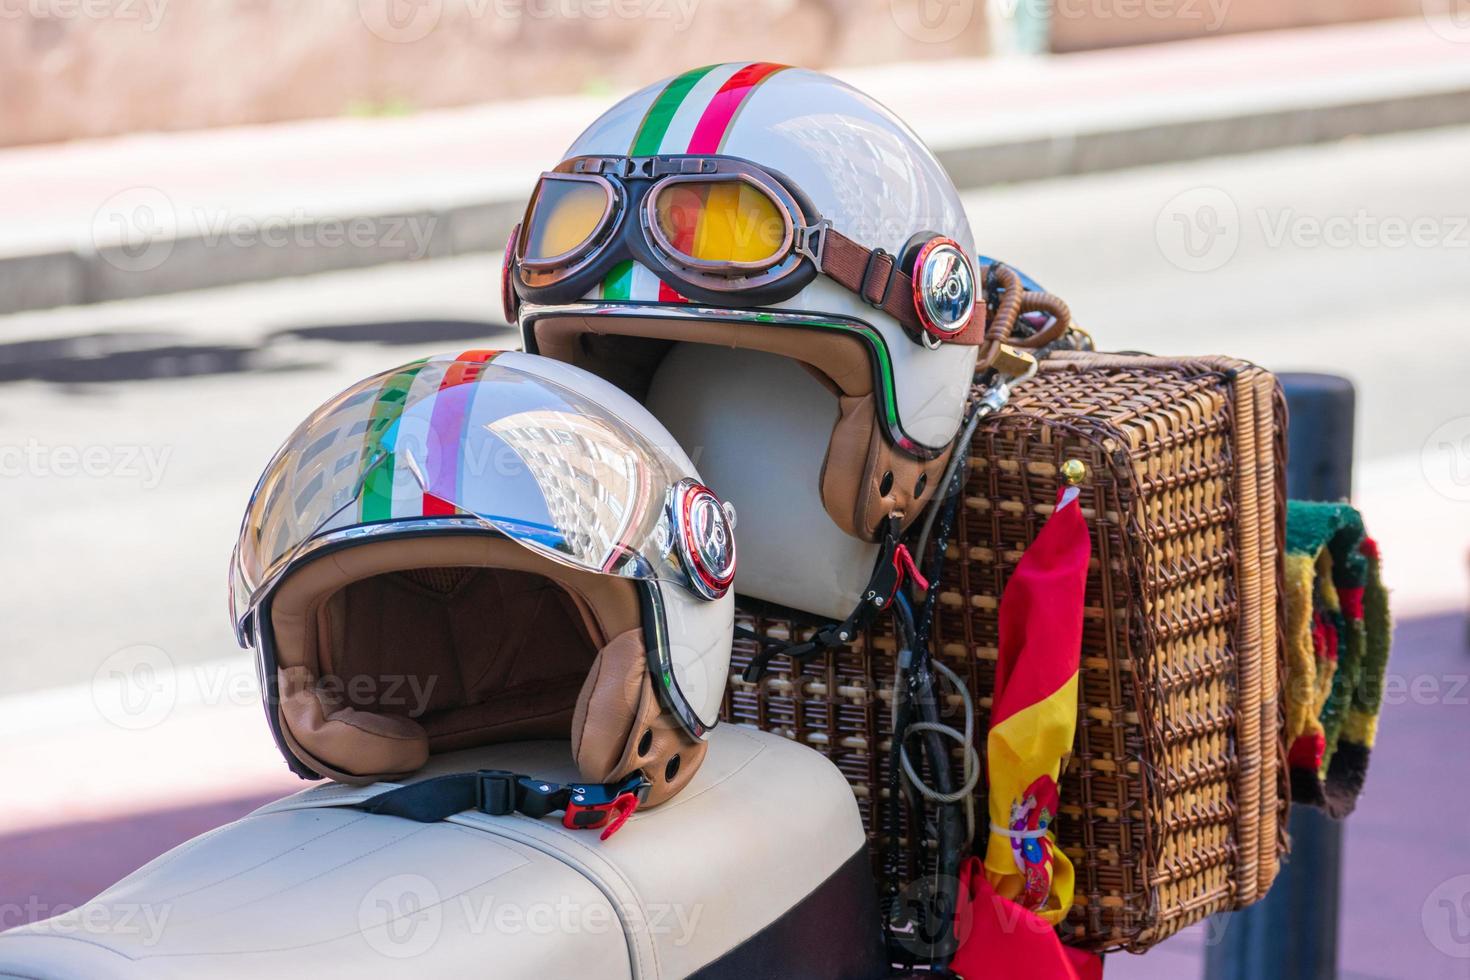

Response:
(645, 62), (739, 155)
(631, 64), (718, 157)
(357, 360), (428, 523)
(629, 261), (664, 301)
(601, 259), (634, 300)
(611, 63), (783, 301)
(420, 350), (500, 516)
(453, 349), (500, 366)
(685, 62), (787, 154)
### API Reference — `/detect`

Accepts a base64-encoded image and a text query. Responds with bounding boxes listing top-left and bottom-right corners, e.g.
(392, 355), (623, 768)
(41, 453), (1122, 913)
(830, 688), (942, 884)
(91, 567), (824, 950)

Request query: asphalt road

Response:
(2, 122), (1468, 696)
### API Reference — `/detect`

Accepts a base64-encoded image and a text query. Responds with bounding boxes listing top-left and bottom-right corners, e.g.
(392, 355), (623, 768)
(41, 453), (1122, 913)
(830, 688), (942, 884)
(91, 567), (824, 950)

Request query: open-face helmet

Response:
(505, 63), (980, 617)
(229, 350), (736, 811)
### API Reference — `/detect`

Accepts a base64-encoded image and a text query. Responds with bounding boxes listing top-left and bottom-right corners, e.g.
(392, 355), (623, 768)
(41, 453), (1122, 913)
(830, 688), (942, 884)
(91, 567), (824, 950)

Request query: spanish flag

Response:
(952, 484), (1100, 980)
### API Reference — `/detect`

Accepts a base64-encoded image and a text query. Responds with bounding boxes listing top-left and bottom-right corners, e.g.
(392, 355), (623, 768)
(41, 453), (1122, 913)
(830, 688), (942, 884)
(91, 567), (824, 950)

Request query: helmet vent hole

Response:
(664, 754), (681, 782)
(879, 471), (894, 496)
(637, 728), (654, 757)
(914, 473), (927, 497)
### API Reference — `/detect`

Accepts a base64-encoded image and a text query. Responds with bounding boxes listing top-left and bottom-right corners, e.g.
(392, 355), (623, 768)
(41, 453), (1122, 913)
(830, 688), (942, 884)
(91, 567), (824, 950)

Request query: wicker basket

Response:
(722, 351), (1289, 952)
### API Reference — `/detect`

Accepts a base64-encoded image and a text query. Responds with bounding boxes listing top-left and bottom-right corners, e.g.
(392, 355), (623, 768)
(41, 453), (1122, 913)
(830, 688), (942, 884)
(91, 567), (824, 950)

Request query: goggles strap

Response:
(818, 228), (988, 347)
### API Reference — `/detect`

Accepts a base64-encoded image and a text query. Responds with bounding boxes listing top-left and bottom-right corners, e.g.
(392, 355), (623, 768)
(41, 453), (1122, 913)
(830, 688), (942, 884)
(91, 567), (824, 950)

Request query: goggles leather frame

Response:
(514, 154), (819, 308)
(508, 154), (984, 349)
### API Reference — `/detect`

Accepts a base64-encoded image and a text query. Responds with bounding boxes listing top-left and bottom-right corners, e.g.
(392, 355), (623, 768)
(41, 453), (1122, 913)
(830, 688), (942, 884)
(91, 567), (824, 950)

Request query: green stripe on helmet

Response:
(601, 259), (635, 300)
(630, 63), (717, 156)
(357, 360), (428, 523)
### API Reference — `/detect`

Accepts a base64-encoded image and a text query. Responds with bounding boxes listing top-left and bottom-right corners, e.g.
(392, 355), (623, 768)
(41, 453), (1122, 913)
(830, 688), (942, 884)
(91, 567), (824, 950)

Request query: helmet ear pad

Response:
(278, 665), (430, 782)
(821, 388), (948, 541)
(264, 534), (704, 792)
(571, 628), (706, 807)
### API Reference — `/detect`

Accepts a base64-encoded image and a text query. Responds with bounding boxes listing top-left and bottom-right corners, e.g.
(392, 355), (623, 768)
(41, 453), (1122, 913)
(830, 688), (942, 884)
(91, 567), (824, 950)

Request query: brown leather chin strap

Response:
(817, 228), (988, 347)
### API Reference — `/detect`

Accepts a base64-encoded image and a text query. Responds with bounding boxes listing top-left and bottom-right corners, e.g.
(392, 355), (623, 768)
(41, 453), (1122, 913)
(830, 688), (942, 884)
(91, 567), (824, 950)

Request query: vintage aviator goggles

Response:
(503, 154), (984, 348)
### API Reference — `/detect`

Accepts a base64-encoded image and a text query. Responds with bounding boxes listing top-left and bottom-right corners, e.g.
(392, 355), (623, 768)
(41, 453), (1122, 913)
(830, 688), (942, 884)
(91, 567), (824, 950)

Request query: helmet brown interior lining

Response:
(323, 565), (598, 749)
(263, 535), (705, 803)
(529, 315), (947, 541)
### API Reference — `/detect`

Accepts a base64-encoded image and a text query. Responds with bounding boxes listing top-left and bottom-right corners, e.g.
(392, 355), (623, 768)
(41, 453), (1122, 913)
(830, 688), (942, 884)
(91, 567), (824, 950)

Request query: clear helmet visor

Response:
(230, 355), (715, 642)
(389, 366), (697, 582)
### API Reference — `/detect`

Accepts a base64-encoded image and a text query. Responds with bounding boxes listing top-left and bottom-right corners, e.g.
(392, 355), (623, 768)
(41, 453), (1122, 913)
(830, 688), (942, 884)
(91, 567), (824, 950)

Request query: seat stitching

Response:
(132, 812), (377, 906)
(0, 931), (145, 964)
(83, 816), (272, 897)
(167, 821), (448, 929)
(0, 857), (533, 962)
(447, 812), (657, 980)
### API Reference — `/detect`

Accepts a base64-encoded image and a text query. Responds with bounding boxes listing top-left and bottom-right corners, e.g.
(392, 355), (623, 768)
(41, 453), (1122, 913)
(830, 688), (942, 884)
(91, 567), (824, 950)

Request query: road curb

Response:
(5, 76), (1470, 317)
(933, 82), (1470, 187)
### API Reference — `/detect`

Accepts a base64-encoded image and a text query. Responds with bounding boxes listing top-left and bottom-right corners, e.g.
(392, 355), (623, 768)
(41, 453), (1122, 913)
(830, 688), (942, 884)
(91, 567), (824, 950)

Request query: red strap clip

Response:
(563, 791), (642, 841)
(893, 543), (930, 593)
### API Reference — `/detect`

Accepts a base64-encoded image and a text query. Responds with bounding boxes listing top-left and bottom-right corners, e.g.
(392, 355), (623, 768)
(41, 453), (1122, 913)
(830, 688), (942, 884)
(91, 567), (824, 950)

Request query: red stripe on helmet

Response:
(686, 62), (787, 155)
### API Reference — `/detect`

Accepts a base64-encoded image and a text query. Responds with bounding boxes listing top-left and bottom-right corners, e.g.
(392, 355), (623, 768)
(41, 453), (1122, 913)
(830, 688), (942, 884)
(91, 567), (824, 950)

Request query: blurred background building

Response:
(2, 0), (1464, 146)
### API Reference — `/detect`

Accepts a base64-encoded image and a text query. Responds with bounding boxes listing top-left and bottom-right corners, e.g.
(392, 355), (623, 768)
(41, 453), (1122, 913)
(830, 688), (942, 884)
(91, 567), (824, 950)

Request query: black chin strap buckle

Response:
(358, 768), (649, 840)
(475, 770), (650, 839)
(475, 770), (519, 815)
(474, 770), (565, 819)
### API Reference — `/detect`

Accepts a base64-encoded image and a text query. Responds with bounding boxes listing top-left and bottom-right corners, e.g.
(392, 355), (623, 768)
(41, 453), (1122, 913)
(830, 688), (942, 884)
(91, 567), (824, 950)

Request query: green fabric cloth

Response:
(1283, 500), (1391, 818)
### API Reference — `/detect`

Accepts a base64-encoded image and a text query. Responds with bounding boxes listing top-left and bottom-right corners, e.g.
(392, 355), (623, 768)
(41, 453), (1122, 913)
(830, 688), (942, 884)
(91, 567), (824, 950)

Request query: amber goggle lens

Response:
(652, 179), (787, 266)
(522, 177), (612, 263)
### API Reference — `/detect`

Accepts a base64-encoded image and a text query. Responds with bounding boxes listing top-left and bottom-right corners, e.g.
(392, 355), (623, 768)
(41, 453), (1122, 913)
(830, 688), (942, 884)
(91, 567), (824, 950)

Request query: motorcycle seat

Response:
(0, 726), (885, 980)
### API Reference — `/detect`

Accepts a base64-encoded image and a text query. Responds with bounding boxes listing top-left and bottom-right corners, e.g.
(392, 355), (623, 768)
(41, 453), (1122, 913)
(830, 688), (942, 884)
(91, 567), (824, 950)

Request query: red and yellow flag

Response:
(952, 484), (1098, 980)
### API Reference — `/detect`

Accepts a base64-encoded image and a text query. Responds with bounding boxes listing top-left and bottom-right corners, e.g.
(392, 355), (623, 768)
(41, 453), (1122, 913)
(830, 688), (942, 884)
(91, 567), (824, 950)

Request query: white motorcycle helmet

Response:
(230, 350), (736, 813)
(504, 63), (985, 618)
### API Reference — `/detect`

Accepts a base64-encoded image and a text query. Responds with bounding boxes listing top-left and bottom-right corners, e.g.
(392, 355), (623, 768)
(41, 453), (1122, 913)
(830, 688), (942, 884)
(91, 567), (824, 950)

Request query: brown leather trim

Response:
(268, 534), (649, 784)
(532, 315), (876, 399)
(533, 315), (950, 540)
(270, 535), (640, 677)
(819, 393), (876, 538)
(570, 628), (645, 777)
(861, 412), (949, 536)
(279, 664), (430, 779)
(569, 628), (703, 807)
(821, 392), (946, 537)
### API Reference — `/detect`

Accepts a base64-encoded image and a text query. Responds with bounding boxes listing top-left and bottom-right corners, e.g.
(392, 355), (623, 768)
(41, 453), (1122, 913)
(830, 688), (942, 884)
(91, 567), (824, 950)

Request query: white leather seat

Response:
(0, 726), (883, 980)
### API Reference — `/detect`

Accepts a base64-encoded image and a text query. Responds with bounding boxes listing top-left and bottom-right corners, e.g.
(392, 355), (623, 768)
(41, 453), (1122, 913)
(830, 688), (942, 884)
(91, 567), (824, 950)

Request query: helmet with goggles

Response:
(507, 63), (981, 618)
(229, 350), (736, 813)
